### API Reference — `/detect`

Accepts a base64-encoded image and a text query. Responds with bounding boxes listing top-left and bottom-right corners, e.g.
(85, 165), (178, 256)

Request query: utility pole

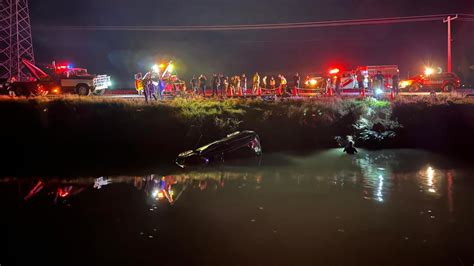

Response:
(443, 15), (458, 73)
(0, 0), (34, 80)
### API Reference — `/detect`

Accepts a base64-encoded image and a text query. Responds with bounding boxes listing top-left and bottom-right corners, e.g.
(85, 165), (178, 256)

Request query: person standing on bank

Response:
(199, 74), (207, 97)
(335, 75), (342, 96)
(293, 73), (301, 89)
(191, 75), (198, 95)
(241, 74), (248, 96)
(218, 74), (225, 96)
(356, 70), (364, 90)
(374, 71), (385, 91)
(269, 76), (276, 90)
(253, 73), (260, 95)
(392, 73), (400, 95)
(212, 74), (220, 97)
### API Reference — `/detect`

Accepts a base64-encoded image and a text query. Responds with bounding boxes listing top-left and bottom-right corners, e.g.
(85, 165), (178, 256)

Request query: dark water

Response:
(1, 149), (474, 266)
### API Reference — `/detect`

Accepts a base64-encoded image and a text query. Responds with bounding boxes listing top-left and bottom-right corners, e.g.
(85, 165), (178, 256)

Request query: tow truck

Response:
(6, 59), (111, 96)
(50, 61), (112, 95)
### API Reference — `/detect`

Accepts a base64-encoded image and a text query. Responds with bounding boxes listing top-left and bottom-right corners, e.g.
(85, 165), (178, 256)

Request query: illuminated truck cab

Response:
(53, 64), (112, 96)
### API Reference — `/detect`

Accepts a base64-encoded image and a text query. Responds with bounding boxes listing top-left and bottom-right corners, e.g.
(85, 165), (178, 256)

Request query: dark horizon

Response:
(30, 0), (474, 88)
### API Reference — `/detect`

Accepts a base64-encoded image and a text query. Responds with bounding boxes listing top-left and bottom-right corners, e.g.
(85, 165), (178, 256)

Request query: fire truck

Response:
(326, 65), (399, 95)
(354, 65), (399, 94)
(6, 59), (111, 96)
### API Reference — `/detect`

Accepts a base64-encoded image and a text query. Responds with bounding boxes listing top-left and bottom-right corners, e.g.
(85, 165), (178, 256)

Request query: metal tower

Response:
(0, 0), (35, 80)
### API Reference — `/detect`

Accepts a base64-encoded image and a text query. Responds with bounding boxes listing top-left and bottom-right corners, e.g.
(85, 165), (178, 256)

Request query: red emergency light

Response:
(329, 68), (340, 75)
(55, 63), (73, 71)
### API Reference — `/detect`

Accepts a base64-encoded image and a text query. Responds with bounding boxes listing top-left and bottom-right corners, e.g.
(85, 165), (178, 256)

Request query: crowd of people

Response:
(188, 73), (299, 97)
(135, 68), (400, 102)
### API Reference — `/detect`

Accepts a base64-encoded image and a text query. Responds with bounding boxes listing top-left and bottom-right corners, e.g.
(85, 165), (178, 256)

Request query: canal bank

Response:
(1, 96), (474, 175)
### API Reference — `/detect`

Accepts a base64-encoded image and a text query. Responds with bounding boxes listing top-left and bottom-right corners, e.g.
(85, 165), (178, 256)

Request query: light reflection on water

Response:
(2, 149), (474, 266)
(0, 149), (463, 208)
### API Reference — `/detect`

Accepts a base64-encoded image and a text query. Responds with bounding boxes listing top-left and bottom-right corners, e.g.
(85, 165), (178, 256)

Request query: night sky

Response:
(30, 0), (474, 88)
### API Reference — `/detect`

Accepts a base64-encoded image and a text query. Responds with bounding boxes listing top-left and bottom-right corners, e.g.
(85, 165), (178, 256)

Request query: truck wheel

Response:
(93, 89), (105, 96)
(77, 85), (90, 96)
(443, 84), (454, 92)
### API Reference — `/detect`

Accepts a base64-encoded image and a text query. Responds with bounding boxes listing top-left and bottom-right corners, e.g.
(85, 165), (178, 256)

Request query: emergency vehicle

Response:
(304, 74), (329, 94)
(399, 72), (461, 93)
(356, 65), (399, 93)
(51, 61), (112, 95)
(136, 61), (186, 98)
(6, 59), (111, 96)
(326, 65), (399, 95)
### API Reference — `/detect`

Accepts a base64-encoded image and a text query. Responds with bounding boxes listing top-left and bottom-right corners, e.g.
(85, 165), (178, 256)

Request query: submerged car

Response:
(176, 131), (262, 168)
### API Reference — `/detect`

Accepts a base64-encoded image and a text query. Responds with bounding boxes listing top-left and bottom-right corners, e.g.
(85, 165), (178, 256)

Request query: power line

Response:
(35, 14), (474, 32)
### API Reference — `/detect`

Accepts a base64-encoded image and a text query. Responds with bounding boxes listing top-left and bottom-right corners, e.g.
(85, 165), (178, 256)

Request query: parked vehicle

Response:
(400, 72), (461, 92)
(7, 59), (111, 96)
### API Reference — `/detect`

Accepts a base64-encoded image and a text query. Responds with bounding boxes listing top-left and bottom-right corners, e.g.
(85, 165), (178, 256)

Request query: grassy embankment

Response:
(1, 96), (474, 175)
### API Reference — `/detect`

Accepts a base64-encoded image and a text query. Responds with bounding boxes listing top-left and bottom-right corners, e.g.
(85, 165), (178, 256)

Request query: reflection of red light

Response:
(57, 188), (70, 198)
(329, 68), (340, 75)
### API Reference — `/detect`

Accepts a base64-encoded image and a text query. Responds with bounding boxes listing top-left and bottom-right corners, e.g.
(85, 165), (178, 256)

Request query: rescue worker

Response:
(374, 71), (384, 91)
(252, 73), (260, 94)
(241, 74), (248, 96)
(392, 73), (400, 95)
(134, 73), (144, 96)
(158, 79), (165, 100)
(190, 75), (199, 95)
(224, 76), (230, 96)
(229, 76), (235, 96)
(142, 71), (154, 102)
(343, 142), (358, 155)
(269, 76), (276, 90)
(279, 74), (288, 95)
(293, 73), (300, 89)
(367, 76), (373, 91)
(199, 74), (207, 97)
(335, 75), (342, 96)
(262, 76), (268, 90)
(219, 74), (225, 96)
(211, 74), (220, 97)
(150, 80), (158, 101)
(356, 70), (364, 90)
(321, 77), (329, 93)
(235, 76), (241, 95)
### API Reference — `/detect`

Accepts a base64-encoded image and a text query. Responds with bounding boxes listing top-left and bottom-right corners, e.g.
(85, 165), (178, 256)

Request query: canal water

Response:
(1, 149), (473, 266)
